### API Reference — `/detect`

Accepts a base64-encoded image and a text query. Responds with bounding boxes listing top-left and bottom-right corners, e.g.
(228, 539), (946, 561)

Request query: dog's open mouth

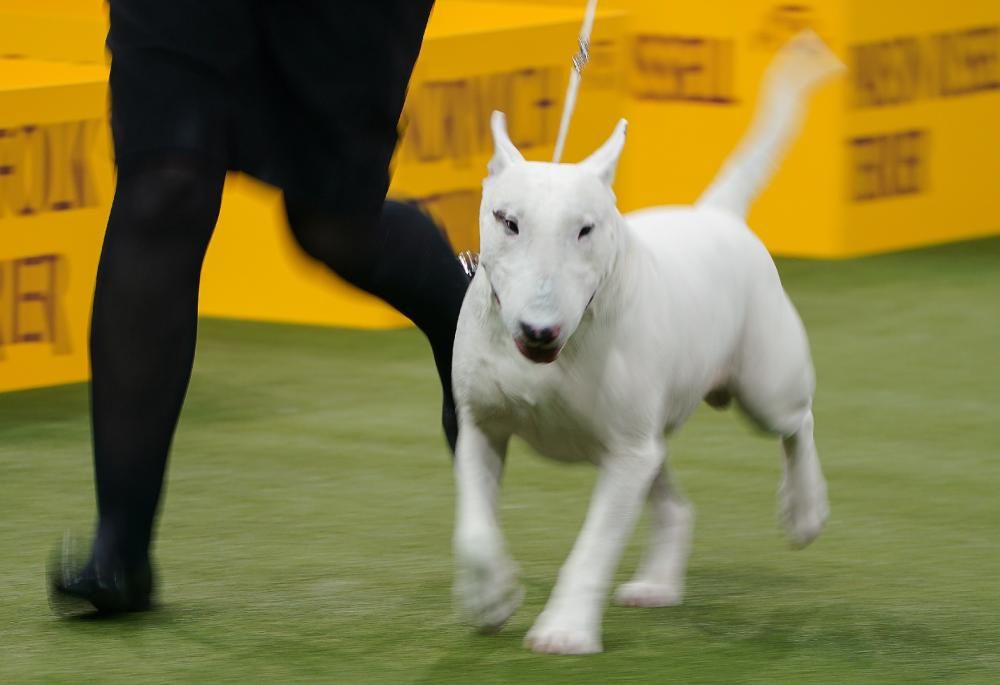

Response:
(514, 338), (561, 364)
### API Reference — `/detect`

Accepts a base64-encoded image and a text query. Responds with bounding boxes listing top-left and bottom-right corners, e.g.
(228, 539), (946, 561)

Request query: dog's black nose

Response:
(520, 322), (561, 346)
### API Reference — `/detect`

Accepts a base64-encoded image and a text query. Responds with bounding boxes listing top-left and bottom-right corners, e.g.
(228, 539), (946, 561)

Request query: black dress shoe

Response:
(48, 534), (155, 617)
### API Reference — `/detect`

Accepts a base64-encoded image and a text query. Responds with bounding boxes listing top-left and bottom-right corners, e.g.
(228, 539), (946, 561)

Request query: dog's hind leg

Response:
(777, 409), (828, 548)
(614, 462), (694, 608)
(735, 297), (829, 548)
(743, 400), (828, 548)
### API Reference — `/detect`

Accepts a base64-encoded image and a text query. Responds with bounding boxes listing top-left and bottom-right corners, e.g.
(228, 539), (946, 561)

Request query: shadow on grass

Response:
(413, 565), (978, 684)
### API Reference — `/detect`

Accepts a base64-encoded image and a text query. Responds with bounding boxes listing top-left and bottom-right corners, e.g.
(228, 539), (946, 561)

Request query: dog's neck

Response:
(570, 211), (643, 348)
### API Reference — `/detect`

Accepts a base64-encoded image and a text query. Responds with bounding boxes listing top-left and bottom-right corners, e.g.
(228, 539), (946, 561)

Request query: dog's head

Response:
(478, 111), (628, 364)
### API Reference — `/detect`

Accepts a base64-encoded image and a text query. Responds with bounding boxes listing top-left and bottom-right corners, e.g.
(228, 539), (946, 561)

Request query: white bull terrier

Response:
(450, 32), (844, 655)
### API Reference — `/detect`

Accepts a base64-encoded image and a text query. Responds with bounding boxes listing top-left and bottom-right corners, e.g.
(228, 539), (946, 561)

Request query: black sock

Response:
(284, 199), (469, 452)
(90, 156), (226, 569)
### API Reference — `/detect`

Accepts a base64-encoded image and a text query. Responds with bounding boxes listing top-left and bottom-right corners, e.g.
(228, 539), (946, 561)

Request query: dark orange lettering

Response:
(630, 35), (736, 104)
(850, 130), (927, 202)
(936, 26), (1000, 97)
(0, 120), (101, 216)
(401, 68), (561, 166)
(12, 254), (58, 344)
(851, 25), (1000, 108)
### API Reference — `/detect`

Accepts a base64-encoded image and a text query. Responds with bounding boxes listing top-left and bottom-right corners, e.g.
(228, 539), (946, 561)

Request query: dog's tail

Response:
(697, 30), (844, 219)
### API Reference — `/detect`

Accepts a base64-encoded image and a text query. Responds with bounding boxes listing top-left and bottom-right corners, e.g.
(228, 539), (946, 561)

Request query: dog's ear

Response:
(488, 111), (525, 176)
(580, 118), (628, 186)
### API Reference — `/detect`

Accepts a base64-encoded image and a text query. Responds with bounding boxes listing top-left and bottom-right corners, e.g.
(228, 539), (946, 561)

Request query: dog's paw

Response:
(614, 580), (683, 608)
(779, 478), (829, 549)
(524, 613), (602, 655)
(453, 548), (523, 633)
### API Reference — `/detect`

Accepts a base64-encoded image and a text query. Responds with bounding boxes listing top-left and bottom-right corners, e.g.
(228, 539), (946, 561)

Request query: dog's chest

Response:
(470, 351), (613, 463)
(510, 386), (603, 463)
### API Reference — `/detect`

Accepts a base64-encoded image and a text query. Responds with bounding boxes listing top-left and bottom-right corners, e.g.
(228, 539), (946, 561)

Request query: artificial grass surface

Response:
(1, 238), (998, 683)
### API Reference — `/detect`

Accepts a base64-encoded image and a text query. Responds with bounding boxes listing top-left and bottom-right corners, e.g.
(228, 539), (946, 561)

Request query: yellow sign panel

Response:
(0, 2), (627, 393)
(5, 0), (996, 394)
(449, 0), (850, 255)
(843, 3), (1000, 254)
(3, 0), (999, 260)
(0, 59), (114, 392)
(0, 0), (108, 64)
(453, 0), (1000, 257)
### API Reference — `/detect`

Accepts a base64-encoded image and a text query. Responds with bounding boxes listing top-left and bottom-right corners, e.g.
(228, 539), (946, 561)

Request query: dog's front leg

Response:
(453, 418), (522, 633)
(525, 440), (664, 655)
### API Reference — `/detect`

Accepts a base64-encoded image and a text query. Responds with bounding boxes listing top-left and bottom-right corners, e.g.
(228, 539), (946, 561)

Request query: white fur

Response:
(451, 31), (842, 655)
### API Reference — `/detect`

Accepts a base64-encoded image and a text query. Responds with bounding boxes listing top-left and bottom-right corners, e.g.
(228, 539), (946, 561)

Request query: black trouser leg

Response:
(284, 199), (468, 452)
(90, 157), (226, 569)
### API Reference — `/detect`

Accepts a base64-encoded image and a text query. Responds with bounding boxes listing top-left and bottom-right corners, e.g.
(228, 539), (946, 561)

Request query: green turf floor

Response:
(2, 238), (999, 684)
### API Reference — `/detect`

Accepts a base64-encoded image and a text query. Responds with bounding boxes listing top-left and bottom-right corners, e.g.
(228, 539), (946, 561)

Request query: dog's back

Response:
(599, 28), (844, 423)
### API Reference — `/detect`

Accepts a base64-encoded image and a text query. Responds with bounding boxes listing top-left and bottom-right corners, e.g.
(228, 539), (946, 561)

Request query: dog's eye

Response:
(578, 224), (594, 239)
(494, 210), (519, 236)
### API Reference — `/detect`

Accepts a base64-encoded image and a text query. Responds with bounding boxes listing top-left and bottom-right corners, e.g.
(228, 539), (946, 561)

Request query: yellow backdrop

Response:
(2, 0), (998, 392)
(0, 59), (113, 392)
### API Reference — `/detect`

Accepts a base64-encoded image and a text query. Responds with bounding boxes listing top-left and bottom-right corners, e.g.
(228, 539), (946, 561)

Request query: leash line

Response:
(552, 0), (599, 164)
